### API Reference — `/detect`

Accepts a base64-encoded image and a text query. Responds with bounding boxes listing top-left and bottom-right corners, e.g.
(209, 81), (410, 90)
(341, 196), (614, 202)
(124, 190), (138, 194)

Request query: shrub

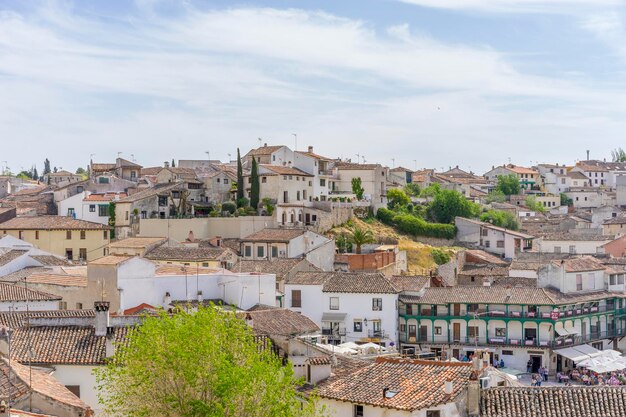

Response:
(432, 248), (451, 265)
(222, 202), (237, 214)
(376, 207), (395, 224)
(236, 197), (249, 208)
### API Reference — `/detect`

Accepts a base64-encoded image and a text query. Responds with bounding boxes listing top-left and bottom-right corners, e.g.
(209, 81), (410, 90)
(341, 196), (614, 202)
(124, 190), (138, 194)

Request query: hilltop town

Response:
(2, 145), (626, 416)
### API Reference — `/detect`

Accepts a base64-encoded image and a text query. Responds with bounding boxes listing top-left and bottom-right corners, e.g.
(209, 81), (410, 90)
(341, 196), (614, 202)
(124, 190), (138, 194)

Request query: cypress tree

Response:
(43, 159), (51, 175)
(171, 159), (176, 168)
(250, 157), (260, 210)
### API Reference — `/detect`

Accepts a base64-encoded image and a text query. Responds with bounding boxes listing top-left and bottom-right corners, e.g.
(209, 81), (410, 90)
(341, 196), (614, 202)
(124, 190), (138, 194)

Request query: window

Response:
(554, 246), (561, 253)
(320, 179), (326, 186)
(35, 231), (39, 240)
(303, 190), (307, 200)
(89, 205), (96, 212)
(495, 328), (506, 337)
(372, 298), (383, 311)
(467, 326), (479, 338)
(502, 350), (514, 356)
(262, 177), (266, 183)
(587, 272), (595, 290)
(248, 177), (252, 184)
(434, 326), (442, 335)
(329, 297), (339, 310)
(66, 231), (72, 240)
(98, 177), (109, 184)
(271, 246), (278, 258)
(59, 301), (67, 310)
(244, 246), (252, 257)
(80, 231), (86, 240)
(467, 303), (479, 313)
(496, 240), (504, 248)
(354, 405), (364, 417)
(18, 231), (23, 240)
(217, 178), (221, 183)
(103, 230), (108, 240)
(98, 205), (108, 216)
(224, 178), (229, 184)
(481, 229), (488, 237)
(202, 262), (209, 267)
(426, 411), (441, 417)
(125, 211), (129, 220)
(353, 320), (363, 332)
(65, 385), (80, 398)
(485, 240), (490, 248)
(76, 303), (83, 310)
(141, 211), (147, 219)
(67, 208), (75, 217)
(79, 248), (87, 260)
(257, 246), (265, 258)
(296, 191), (301, 201)
(569, 245), (576, 254)
(158, 196), (168, 206)
(291, 290), (302, 308)
(576, 274), (583, 291)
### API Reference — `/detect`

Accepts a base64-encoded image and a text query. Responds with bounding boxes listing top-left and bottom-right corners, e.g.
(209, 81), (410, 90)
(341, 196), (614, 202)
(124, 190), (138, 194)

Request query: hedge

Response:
(377, 208), (456, 239)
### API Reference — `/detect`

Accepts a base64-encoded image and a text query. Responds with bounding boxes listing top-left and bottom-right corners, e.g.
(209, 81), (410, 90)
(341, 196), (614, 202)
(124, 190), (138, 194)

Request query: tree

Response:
(560, 192), (573, 207)
(261, 198), (275, 216)
(76, 167), (88, 180)
(419, 183), (441, 198)
(403, 183), (421, 197)
(612, 148), (626, 162)
(32, 167), (38, 181)
(480, 210), (519, 230)
(53, 166), (58, 173)
(431, 248), (451, 265)
(171, 159), (176, 168)
(95, 307), (317, 417)
(250, 158), (260, 210)
(525, 196), (546, 213)
(16, 171), (32, 180)
(346, 224), (375, 254)
(236, 148), (244, 203)
(495, 174), (520, 196)
(43, 159), (51, 176)
(427, 189), (480, 224)
(108, 202), (116, 240)
(484, 190), (506, 204)
(351, 177), (364, 200)
(387, 188), (410, 210)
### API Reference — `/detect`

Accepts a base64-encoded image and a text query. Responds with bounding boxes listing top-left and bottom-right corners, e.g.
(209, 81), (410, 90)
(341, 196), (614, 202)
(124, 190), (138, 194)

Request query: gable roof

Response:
(317, 358), (472, 412)
(230, 259), (314, 279)
(481, 386), (626, 417)
(145, 246), (231, 262)
(109, 236), (168, 249)
(287, 272), (398, 293)
(89, 255), (134, 266)
(0, 216), (109, 230)
(116, 182), (182, 203)
(258, 165), (313, 177)
(0, 310), (94, 329)
(552, 256), (606, 272)
(242, 228), (306, 242)
(0, 283), (61, 302)
(388, 275), (429, 292)
(243, 309), (319, 336)
(246, 145), (286, 156)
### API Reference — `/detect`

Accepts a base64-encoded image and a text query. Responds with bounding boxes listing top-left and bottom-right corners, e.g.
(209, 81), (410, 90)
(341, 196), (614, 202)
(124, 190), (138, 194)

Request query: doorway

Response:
(420, 325), (428, 341)
(530, 355), (542, 373)
(453, 323), (461, 342)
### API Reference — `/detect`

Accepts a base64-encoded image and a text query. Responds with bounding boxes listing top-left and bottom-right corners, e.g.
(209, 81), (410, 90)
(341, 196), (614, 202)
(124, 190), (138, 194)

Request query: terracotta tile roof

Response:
(139, 166), (162, 176)
(0, 249), (27, 266)
(457, 217), (534, 239)
(29, 255), (71, 266)
(242, 228), (306, 242)
(334, 162), (381, 170)
(0, 283), (61, 302)
(604, 216), (626, 225)
(90, 163), (116, 172)
(155, 265), (218, 276)
(246, 145), (286, 156)
(122, 303), (158, 316)
(1, 267), (52, 282)
(145, 246), (231, 262)
(259, 165), (313, 177)
(230, 259), (314, 279)
(481, 386), (626, 417)
(388, 275), (429, 292)
(459, 265), (510, 277)
(465, 250), (510, 266)
(417, 286), (555, 305)
(538, 233), (612, 241)
(322, 272), (398, 294)
(308, 356), (331, 365)
(286, 271), (330, 285)
(242, 309), (319, 336)
(11, 325), (130, 365)
(317, 358), (472, 412)
(89, 255), (134, 266)
(566, 171), (589, 180)
(26, 274), (87, 287)
(109, 236), (167, 249)
(0, 216), (109, 230)
(0, 309), (94, 329)
(83, 192), (127, 201)
(551, 256), (606, 272)
(510, 260), (548, 271)
(505, 165), (538, 175)
(0, 357), (89, 411)
(117, 182), (182, 203)
(295, 150), (334, 161)
(117, 158), (142, 168)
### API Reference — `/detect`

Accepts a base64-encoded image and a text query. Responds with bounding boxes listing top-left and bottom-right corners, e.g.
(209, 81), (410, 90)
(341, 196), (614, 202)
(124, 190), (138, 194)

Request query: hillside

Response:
(328, 217), (460, 274)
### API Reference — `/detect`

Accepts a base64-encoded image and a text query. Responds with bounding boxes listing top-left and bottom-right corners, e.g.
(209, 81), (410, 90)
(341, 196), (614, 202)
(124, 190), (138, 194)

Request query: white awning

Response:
(321, 312), (347, 321)
(555, 328), (579, 337)
(574, 344), (604, 358)
(555, 346), (596, 363)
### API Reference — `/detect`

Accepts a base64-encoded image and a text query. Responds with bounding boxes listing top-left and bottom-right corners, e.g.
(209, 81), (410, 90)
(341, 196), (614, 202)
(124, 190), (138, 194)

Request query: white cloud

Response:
(0, 3), (625, 172)
(397, 0), (621, 14)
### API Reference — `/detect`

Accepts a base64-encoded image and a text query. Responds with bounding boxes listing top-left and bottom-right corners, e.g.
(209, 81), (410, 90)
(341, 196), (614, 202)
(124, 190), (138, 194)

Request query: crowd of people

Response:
(556, 368), (626, 386)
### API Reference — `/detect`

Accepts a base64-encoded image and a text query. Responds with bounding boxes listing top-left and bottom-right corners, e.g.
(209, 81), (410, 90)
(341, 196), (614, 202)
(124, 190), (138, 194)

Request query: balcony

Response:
(368, 330), (387, 339)
(322, 328), (346, 337)
(401, 305), (613, 320)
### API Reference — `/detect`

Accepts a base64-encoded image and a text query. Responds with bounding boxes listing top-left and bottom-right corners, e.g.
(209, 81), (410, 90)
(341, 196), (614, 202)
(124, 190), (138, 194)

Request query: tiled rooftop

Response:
(230, 259), (315, 279)
(0, 216), (109, 230)
(317, 358), (472, 412)
(109, 237), (167, 249)
(0, 282), (61, 302)
(0, 309), (94, 329)
(242, 308), (319, 336)
(145, 246), (231, 261)
(388, 275), (429, 292)
(242, 228), (306, 242)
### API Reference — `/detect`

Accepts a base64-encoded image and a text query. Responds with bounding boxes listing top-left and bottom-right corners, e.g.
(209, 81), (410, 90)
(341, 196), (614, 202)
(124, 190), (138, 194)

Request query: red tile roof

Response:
(0, 216), (109, 230)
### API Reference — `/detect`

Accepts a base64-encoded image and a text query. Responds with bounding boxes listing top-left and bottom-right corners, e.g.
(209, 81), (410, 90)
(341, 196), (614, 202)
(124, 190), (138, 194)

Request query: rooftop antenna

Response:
(586, 150), (590, 161)
(227, 153), (232, 162)
(258, 138), (263, 147)
(205, 151), (210, 161)
(292, 133), (297, 151)
(391, 158), (395, 168)
(413, 160), (417, 170)
(131, 154), (135, 162)
(356, 153), (361, 164)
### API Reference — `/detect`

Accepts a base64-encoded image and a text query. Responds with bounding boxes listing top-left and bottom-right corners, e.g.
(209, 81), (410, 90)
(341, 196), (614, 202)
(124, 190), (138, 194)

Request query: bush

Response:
(480, 209), (519, 230)
(432, 248), (451, 265)
(222, 202), (237, 214)
(237, 197), (249, 208)
(377, 208), (456, 239)
(376, 207), (396, 224)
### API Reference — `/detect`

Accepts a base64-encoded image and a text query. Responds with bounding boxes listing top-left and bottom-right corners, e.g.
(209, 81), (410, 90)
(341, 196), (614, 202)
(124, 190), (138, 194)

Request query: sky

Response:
(2, 0), (626, 174)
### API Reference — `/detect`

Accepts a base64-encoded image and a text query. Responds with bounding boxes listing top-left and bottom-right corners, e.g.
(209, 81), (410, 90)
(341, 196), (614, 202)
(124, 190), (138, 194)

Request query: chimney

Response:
(245, 313), (254, 328)
(586, 150), (590, 161)
(382, 388), (389, 399)
(163, 291), (172, 306)
(187, 230), (195, 242)
(444, 379), (454, 395)
(264, 143), (267, 147)
(164, 161), (170, 168)
(105, 326), (115, 357)
(94, 301), (110, 337)
(308, 146), (314, 153)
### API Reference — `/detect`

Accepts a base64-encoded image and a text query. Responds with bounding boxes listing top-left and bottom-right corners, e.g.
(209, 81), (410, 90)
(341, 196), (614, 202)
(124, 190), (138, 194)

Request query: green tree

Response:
(524, 196), (546, 213)
(171, 159), (176, 168)
(32, 167), (38, 182)
(427, 189), (480, 224)
(43, 159), (51, 176)
(560, 192), (573, 207)
(76, 167), (88, 180)
(351, 177), (364, 200)
(236, 148), (244, 203)
(419, 183), (441, 198)
(403, 183), (421, 197)
(16, 171), (32, 180)
(95, 307), (318, 417)
(261, 198), (275, 216)
(335, 233), (349, 254)
(250, 158), (260, 210)
(346, 224), (375, 254)
(612, 148), (626, 162)
(495, 174), (520, 196)
(480, 210), (519, 230)
(484, 190), (507, 204)
(431, 248), (451, 265)
(108, 202), (116, 240)
(387, 188), (410, 210)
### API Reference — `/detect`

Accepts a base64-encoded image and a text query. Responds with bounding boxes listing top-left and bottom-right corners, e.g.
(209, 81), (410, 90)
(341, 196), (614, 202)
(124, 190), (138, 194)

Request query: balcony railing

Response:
(367, 330), (387, 339)
(400, 328), (626, 348)
(400, 305), (615, 320)
(321, 329), (346, 337)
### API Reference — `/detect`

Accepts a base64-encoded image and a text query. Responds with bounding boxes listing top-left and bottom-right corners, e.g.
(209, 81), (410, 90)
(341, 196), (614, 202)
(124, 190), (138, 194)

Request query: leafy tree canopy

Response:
(495, 174), (520, 196)
(387, 188), (410, 210)
(479, 209), (519, 231)
(524, 196), (546, 213)
(403, 183), (421, 197)
(427, 189), (480, 224)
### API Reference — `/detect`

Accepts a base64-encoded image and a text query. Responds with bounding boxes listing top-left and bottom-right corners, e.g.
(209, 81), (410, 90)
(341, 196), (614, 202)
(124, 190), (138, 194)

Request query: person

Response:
(500, 358), (504, 368)
(527, 360), (532, 373)
(542, 367), (548, 382)
(557, 371), (563, 383)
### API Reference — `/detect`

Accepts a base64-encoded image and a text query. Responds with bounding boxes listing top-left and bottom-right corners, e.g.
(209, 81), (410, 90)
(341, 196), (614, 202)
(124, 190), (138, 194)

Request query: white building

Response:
(58, 191), (126, 225)
(284, 271), (399, 347)
(534, 233), (612, 255)
(455, 217), (534, 260)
